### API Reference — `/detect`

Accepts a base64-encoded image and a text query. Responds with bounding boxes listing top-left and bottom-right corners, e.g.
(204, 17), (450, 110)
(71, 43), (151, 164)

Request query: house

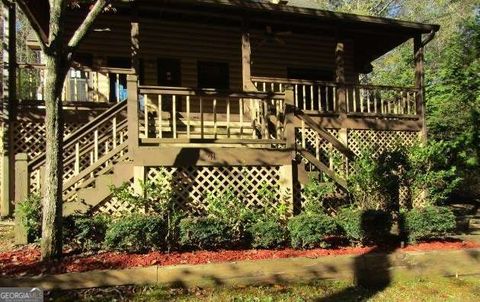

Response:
(0, 0), (439, 231)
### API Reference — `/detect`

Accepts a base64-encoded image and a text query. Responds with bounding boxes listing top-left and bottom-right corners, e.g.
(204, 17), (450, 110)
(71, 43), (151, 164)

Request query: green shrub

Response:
(15, 194), (42, 242)
(336, 207), (392, 245)
(248, 217), (288, 249)
(104, 214), (166, 252)
(287, 213), (337, 249)
(402, 206), (456, 243)
(64, 215), (111, 250)
(179, 217), (234, 250)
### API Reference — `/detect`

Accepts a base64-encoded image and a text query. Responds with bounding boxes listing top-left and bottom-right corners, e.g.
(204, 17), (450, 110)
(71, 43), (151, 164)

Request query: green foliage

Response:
(247, 217), (288, 249)
(205, 187), (260, 242)
(402, 206), (457, 243)
(407, 141), (462, 206)
(336, 207), (393, 245)
(104, 215), (166, 252)
(15, 194), (42, 242)
(303, 176), (335, 214)
(178, 217), (234, 250)
(348, 147), (407, 210)
(64, 215), (111, 251)
(287, 213), (337, 249)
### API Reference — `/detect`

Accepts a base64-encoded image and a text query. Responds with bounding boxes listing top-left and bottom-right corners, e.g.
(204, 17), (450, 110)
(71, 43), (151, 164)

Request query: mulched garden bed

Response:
(1, 240), (479, 278)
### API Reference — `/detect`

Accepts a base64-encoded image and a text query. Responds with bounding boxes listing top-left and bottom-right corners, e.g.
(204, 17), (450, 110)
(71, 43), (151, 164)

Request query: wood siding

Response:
(66, 14), (358, 90)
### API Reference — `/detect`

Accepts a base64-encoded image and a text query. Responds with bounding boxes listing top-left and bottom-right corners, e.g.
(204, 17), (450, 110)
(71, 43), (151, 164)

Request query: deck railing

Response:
(16, 63), (133, 103)
(252, 76), (419, 118)
(345, 84), (418, 117)
(138, 86), (286, 145)
(253, 77), (337, 113)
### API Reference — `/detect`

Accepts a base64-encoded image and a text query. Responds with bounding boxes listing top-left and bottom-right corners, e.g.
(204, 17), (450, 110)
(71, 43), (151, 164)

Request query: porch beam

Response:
(132, 147), (293, 166)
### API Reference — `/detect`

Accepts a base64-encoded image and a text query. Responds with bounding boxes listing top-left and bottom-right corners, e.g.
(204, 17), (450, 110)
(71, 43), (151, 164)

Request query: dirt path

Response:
(0, 223), (15, 253)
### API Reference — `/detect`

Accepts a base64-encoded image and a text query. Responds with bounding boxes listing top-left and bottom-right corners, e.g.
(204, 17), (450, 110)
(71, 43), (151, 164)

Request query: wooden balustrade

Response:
(253, 77), (337, 113)
(27, 100), (128, 201)
(345, 84), (418, 117)
(16, 63), (133, 103)
(138, 86), (286, 145)
(252, 76), (420, 118)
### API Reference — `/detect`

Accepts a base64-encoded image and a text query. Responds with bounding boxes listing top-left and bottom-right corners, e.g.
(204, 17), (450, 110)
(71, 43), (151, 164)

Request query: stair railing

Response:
(27, 100), (128, 202)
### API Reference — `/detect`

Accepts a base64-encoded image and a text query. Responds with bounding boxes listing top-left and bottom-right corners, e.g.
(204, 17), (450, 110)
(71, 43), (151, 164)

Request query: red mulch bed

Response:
(1, 240), (479, 278)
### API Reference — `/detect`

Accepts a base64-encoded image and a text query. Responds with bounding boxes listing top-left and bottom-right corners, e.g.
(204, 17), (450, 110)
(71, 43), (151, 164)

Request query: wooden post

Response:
(14, 153), (28, 244)
(242, 20), (257, 91)
(414, 35), (427, 141)
(284, 86), (296, 150)
(1, 155), (9, 217)
(279, 164), (294, 217)
(133, 166), (145, 196)
(127, 74), (139, 153)
(335, 41), (347, 119)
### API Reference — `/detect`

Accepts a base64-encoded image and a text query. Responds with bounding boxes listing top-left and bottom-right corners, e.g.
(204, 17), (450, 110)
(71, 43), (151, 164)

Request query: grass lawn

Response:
(49, 276), (480, 302)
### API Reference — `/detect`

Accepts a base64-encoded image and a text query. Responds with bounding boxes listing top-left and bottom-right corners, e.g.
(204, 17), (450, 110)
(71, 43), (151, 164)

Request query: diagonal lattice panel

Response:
(146, 166), (282, 215)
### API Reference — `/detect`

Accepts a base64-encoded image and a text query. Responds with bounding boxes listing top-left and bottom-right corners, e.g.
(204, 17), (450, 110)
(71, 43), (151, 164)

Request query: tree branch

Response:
(15, 0), (49, 52)
(67, 0), (109, 56)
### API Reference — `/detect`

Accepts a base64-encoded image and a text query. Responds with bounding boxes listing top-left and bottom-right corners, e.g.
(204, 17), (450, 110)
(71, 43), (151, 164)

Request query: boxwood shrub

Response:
(287, 213), (337, 249)
(402, 206), (456, 243)
(179, 217), (234, 250)
(248, 217), (288, 249)
(104, 214), (166, 252)
(64, 214), (111, 251)
(336, 207), (392, 245)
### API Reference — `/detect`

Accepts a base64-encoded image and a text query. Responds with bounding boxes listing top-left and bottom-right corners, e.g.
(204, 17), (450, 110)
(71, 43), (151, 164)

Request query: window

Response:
(69, 69), (88, 101)
(197, 61), (229, 89)
(157, 58), (181, 86)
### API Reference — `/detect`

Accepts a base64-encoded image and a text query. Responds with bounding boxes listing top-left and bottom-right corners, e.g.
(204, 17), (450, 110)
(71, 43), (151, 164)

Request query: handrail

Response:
(251, 76), (419, 92)
(28, 100), (127, 170)
(296, 109), (356, 160)
(139, 86), (285, 99)
(17, 100), (113, 109)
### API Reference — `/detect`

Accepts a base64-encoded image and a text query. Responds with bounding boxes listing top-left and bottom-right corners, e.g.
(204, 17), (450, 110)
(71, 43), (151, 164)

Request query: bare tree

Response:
(1, 0), (111, 260)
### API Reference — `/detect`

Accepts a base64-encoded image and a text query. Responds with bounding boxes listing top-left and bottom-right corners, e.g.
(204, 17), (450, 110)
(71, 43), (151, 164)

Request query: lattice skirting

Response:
(13, 121), (83, 159)
(96, 165), (286, 216)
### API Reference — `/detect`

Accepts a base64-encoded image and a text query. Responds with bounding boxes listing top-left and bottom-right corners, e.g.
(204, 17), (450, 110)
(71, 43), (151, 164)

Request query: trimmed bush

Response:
(64, 215), (111, 250)
(336, 207), (392, 245)
(15, 194), (42, 242)
(179, 217), (234, 250)
(248, 217), (288, 249)
(288, 213), (337, 249)
(402, 206), (456, 243)
(104, 214), (166, 252)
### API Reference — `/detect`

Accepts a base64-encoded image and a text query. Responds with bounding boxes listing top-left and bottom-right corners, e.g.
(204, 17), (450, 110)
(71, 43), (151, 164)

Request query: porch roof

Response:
(24, 0), (439, 67)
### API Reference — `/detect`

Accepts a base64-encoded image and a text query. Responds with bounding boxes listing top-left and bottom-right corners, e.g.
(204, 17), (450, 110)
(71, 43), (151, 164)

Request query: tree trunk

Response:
(41, 54), (66, 260)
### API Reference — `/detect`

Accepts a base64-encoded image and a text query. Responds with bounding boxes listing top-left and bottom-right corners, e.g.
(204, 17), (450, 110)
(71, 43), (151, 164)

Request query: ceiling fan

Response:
(256, 25), (292, 48)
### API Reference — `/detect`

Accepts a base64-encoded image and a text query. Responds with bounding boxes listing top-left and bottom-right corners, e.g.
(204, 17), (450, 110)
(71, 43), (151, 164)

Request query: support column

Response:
(128, 5), (140, 155)
(14, 153), (28, 244)
(133, 166), (145, 196)
(279, 164), (294, 217)
(335, 41), (347, 120)
(241, 19), (257, 91)
(414, 35), (427, 141)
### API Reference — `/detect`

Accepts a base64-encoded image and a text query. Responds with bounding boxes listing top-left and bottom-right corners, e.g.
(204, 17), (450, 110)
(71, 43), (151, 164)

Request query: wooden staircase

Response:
(27, 100), (131, 216)
(294, 109), (356, 190)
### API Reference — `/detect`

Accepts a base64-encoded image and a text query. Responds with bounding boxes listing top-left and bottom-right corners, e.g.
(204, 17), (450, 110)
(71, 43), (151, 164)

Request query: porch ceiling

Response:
(24, 0), (439, 68)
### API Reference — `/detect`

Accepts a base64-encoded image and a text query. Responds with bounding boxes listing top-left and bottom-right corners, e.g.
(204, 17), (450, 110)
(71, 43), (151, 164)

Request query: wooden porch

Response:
(0, 0), (438, 224)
